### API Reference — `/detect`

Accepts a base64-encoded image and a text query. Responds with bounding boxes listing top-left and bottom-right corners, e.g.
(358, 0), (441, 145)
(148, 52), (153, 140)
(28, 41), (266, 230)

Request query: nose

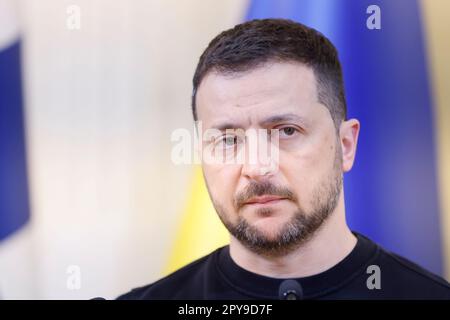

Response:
(242, 162), (276, 181)
(241, 134), (279, 180)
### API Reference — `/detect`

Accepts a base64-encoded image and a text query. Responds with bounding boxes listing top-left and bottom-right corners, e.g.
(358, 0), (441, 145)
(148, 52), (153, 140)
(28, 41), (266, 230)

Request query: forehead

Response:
(196, 61), (323, 128)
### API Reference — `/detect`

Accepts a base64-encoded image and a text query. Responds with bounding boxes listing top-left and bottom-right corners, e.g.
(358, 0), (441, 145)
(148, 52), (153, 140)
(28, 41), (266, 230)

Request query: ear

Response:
(339, 119), (360, 173)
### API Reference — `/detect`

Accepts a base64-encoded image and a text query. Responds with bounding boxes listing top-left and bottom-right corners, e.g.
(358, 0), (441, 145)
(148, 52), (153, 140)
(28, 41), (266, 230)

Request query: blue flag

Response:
(0, 36), (30, 240)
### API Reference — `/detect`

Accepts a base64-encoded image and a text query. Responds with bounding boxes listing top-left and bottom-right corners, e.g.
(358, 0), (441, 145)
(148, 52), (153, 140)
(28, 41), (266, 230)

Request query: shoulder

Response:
(116, 248), (221, 300)
(375, 245), (450, 299)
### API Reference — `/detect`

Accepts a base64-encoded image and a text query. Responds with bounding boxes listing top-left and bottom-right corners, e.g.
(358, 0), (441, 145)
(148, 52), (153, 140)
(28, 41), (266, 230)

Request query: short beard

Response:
(212, 139), (343, 258)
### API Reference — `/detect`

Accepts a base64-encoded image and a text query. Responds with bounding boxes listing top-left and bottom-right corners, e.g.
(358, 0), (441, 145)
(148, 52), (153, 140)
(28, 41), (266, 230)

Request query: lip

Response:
(244, 196), (287, 205)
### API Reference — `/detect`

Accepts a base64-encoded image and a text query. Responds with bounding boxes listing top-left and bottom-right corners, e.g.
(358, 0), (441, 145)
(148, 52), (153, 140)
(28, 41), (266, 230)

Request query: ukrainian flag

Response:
(167, 0), (450, 280)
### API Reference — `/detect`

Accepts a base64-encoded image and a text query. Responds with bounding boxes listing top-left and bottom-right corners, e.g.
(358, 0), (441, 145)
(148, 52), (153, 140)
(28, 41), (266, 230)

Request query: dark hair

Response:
(191, 18), (347, 129)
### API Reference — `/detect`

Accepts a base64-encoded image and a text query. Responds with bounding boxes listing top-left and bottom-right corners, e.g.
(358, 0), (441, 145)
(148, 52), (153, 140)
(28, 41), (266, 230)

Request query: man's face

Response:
(196, 61), (344, 256)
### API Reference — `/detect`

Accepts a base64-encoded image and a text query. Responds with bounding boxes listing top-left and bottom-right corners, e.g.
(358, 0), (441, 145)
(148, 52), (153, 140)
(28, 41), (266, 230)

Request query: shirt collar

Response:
(215, 232), (379, 299)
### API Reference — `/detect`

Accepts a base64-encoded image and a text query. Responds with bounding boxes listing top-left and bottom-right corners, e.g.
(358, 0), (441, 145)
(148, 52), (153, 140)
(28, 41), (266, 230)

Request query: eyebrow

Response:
(210, 113), (309, 131)
(259, 113), (309, 127)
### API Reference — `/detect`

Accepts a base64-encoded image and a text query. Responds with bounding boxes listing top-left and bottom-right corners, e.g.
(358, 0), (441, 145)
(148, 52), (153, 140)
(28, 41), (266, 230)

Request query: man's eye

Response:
(279, 126), (298, 137)
(224, 136), (236, 145)
(218, 135), (238, 147)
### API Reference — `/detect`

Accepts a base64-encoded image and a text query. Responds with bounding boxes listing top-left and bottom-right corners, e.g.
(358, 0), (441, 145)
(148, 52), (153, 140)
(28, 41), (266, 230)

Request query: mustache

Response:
(235, 180), (297, 209)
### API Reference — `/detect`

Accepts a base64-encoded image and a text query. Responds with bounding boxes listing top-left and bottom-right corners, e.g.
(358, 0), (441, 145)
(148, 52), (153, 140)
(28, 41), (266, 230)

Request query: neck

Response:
(229, 192), (357, 278)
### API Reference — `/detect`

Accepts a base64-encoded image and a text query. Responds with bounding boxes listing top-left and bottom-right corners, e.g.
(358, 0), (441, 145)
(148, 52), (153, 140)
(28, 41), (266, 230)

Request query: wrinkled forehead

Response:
(196, 62), (322, 130)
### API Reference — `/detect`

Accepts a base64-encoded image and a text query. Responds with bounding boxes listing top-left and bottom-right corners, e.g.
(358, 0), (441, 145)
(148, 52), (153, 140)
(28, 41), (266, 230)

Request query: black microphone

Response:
(278, 279), (303, 300)
(90, 297), (106, 300)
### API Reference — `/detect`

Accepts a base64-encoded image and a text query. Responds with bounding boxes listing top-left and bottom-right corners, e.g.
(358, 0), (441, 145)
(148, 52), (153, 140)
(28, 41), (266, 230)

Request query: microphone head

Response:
(278, 279), (303, 300)
(90, 297), (106, 300)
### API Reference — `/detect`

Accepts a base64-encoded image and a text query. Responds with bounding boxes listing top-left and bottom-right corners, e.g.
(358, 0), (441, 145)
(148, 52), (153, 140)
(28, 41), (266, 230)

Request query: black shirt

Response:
(117, 233), (450, 299)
